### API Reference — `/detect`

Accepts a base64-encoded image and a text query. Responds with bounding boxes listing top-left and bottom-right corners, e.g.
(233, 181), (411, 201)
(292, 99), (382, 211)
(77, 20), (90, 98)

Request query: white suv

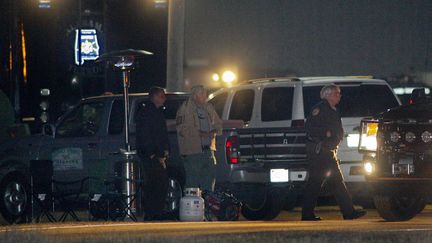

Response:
(209, 76), (401, 200)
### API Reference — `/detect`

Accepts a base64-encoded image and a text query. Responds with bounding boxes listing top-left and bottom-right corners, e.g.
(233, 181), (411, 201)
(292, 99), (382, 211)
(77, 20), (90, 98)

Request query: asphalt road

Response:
(1, 207), (432, 242)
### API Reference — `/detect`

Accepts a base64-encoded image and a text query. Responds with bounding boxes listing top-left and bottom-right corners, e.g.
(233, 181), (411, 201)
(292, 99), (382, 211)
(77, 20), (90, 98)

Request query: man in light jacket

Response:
(176, 85), (222, 192)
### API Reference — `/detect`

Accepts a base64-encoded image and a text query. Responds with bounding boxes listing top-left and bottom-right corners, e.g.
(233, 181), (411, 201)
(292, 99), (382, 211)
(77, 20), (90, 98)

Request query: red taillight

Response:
(291, 119), (305, 128)
(226, 136), (240, 164)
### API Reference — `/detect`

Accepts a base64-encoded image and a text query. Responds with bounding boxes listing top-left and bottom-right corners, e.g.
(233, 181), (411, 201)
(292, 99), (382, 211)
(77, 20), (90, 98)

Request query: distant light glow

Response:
(20, 22), (27, 83)
(74, 29), (100, 65)
(222, 70), (236, 83)
(9, 43), (12, 71)
(154, 0), (167, 8)
(40, 88), (50, 96)
(212, 73), (220, 82)
(71, 77), (78, 85)
(39, 0), (51, 9)
(393, 87), (430, 95)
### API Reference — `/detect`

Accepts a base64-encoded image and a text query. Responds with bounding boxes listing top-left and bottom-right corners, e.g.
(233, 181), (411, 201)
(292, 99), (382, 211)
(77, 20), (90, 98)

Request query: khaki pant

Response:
(182, 150), (216, 192)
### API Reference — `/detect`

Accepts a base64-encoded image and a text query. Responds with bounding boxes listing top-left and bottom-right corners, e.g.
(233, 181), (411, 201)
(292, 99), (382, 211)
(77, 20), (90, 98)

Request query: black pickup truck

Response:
(359, 89), (432, 221)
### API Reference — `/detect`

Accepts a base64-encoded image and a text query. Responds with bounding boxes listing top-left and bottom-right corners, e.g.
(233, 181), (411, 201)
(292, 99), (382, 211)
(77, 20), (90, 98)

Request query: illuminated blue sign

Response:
(74, 29), (100, 65)
(38, 0), (51, 8)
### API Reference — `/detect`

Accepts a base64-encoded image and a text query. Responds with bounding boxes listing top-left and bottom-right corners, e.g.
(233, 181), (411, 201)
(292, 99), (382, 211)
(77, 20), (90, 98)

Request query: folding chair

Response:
(30, 160), (56, 223)
(53, 177), (89, 222)
(89, 160), (143, 221)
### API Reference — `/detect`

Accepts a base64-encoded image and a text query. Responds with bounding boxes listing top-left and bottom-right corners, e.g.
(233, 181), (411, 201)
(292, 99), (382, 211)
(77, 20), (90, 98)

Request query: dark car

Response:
(0, 92), (188, 223)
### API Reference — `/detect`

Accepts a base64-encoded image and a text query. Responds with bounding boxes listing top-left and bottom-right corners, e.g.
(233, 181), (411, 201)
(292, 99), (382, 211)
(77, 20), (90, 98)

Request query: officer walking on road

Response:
(136, 86), (170, 221)
(302, 84), (367, 221)
(176, 85), (222, 192)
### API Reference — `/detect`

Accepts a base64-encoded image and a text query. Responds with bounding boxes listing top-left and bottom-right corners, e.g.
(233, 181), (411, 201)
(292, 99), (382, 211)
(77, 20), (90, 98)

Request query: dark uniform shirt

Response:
(135, 101), (170, 160)
(302, 98), (355, 218)
(305, 99), (344, 151)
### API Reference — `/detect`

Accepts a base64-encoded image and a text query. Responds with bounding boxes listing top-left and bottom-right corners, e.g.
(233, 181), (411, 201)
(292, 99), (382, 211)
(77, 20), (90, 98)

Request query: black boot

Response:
(301, 215), (322, 221)
(343, 209), (367, 220)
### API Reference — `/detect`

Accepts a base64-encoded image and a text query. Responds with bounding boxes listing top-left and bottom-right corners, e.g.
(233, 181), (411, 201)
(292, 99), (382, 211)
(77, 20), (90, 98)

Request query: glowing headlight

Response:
(390, 131), (401, 143)
(405, 132), (416, 143)
(359, 120), (378, 152)
(421, 131), (432, 143)
(364, 162), (375, 174)
(347, 134), (360, 147)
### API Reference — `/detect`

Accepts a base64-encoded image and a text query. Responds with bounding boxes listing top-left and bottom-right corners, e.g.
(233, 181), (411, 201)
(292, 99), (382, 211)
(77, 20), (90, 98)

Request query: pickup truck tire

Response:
(373, 194), (426, 221)
(241, 188), (284, 220)
(0, 174), (29, 224)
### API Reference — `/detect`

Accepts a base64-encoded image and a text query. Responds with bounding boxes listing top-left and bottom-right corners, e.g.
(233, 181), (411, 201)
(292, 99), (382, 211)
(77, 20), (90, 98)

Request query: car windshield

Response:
(303, 84), (399, 118)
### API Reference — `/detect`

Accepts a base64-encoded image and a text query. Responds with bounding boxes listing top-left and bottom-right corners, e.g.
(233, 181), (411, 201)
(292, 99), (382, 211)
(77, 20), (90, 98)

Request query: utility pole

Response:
(103, 0), (109, 92)
(166, 0), (185, 91)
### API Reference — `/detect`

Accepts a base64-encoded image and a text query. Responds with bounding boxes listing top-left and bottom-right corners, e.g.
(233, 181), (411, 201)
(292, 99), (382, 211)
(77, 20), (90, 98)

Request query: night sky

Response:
(184, 0), (432, 86)
(1, 0), (432, 120)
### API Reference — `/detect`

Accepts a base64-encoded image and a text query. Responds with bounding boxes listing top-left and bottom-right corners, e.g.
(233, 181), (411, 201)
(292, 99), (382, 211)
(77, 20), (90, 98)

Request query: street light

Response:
(222, 70), (236, 83)
(212, 73), (220, 82)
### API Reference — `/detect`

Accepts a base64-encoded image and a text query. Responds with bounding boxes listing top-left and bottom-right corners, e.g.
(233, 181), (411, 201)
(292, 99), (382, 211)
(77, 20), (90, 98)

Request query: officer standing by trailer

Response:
(301, 84), (367, 221)
(136, 86), (170, 221)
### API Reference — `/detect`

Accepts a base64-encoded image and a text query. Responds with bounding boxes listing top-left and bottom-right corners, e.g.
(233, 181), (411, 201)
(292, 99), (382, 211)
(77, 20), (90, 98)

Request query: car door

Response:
(40, 101), (106, 182)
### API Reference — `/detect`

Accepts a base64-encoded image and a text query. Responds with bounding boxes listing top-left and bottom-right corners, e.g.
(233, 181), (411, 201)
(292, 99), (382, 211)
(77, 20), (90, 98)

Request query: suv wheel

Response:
(241, 188), (284, 220)
(0, 174), (29, 224)
(373, 194), (426, 221)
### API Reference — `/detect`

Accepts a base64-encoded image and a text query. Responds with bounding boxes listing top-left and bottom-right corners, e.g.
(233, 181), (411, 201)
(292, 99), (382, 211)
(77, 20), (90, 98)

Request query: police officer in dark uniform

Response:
(301, 84), (367, 221)
(136, 86), (169, 220)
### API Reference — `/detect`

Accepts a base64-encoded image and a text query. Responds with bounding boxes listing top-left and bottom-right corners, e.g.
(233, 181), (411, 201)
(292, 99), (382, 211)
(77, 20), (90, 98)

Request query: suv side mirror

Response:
(409, 88), (427, 105)
(42, 123), (55, 137)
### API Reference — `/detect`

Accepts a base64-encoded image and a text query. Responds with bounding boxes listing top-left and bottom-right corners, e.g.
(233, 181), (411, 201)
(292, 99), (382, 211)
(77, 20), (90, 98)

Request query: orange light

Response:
(21, 22), (27, 84)
(366, 122), (378, 136)
(9, 43), (12, 72)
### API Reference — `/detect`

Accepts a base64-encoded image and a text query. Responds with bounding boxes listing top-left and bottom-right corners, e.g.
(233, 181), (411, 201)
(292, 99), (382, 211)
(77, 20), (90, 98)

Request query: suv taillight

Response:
(291, 119), (305, 128)
(226, 136), (240, 164)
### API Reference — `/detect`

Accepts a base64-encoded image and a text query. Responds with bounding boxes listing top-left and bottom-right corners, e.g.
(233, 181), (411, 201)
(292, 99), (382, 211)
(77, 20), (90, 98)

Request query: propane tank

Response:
(179, 188), (205, 221)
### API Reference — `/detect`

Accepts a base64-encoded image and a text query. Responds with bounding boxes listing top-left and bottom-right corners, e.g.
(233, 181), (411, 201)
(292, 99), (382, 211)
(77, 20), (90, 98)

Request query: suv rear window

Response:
(261, 87), (294, 121)
(229, 89), (254, 122)
(303, 84), (399, 117)
(208, 92), (228, 118)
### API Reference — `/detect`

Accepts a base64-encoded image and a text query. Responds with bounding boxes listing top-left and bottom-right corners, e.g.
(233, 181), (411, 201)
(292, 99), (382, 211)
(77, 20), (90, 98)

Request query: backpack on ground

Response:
(202, 189), (242, 221)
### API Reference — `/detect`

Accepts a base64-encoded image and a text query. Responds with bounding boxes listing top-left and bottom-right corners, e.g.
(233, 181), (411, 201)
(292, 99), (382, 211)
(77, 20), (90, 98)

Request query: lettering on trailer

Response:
(51, 147), (84, 171)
